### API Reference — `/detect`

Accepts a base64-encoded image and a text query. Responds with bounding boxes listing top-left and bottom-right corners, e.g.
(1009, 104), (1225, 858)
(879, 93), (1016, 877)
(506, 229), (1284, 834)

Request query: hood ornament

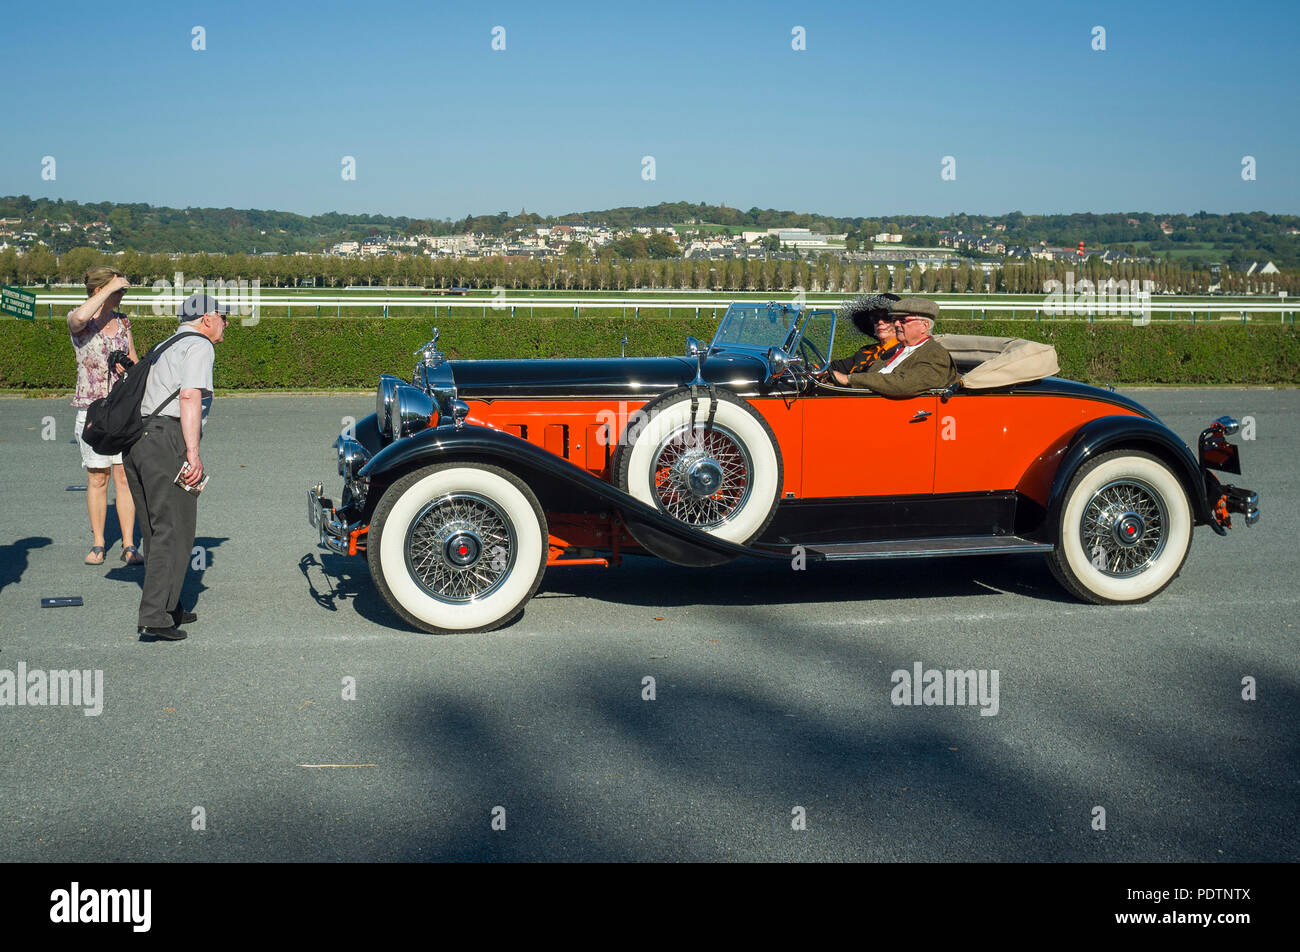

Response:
(414, 327), (445, 369)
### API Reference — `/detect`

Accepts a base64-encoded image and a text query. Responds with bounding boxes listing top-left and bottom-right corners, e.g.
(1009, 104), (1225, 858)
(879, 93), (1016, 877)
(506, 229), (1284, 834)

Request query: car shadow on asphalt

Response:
(536, 552), (1078, 609)
(290, 550), (1076, 636)
(299, 551), (421, 633)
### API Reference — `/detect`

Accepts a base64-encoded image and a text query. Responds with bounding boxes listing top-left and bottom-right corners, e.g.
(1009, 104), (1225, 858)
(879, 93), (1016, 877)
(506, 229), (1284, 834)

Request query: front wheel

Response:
(1047, 450), (1193, 604)
(367, 463), (548, 633)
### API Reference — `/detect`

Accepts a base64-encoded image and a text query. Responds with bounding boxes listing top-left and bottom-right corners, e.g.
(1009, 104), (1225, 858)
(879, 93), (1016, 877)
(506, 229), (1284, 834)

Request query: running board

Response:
(792, 535), (1054, 561)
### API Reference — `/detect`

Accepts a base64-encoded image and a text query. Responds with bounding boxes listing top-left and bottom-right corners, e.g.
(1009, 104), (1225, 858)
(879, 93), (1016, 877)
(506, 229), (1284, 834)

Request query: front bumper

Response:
(308, 484), (365, 555)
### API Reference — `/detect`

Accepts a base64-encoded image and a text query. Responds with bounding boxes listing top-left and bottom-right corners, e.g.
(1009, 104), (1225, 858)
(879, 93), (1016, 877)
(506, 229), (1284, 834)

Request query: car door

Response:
(800, 391), (938, 499)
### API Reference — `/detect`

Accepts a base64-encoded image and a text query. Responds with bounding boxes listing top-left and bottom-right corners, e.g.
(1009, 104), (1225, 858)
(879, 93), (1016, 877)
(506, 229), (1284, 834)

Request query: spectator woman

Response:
(68, 266), (143, 565)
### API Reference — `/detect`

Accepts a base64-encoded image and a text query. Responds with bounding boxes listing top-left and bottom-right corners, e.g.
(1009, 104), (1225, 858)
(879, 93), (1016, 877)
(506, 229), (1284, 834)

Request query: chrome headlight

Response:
(394, 384), (435, 438)
(337, 438), (369, 480)
(377, 375), (404, 441)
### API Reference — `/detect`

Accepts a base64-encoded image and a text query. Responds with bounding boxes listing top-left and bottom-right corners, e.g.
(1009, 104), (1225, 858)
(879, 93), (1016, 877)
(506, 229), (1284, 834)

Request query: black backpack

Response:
(81, 332), (211, 456)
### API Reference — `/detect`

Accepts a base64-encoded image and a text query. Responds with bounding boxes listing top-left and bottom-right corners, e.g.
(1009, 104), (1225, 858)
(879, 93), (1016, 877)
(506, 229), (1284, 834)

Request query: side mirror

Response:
(766, 347), (790, 382)
(685, 336), (704, 357)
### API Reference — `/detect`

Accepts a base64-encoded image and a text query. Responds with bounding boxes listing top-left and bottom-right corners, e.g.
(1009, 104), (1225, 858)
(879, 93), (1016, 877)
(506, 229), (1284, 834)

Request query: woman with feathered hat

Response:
(822, 293), (904, 385)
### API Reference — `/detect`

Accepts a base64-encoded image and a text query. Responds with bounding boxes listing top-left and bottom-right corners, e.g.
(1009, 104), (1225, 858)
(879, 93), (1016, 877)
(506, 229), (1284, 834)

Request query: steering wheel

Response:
(798, 335), (827, 374)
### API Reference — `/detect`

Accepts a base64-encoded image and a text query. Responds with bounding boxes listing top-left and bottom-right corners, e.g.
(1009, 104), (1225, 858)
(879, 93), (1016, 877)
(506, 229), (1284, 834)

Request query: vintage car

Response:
(308, 302), (1259, 634)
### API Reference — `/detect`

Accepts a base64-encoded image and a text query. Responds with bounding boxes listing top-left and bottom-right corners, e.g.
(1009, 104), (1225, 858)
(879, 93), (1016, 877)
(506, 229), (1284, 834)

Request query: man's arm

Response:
(826, 345), (869, 376)
(826, 343), (882, 384)
(67, 275), (128, 333)
(179, 389), (204, 485)
(848, 346), (958, 397)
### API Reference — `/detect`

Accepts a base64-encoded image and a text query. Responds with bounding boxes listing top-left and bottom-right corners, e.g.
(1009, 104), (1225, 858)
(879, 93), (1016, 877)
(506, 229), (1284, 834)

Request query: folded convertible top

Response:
(935, 334), (1060, 389)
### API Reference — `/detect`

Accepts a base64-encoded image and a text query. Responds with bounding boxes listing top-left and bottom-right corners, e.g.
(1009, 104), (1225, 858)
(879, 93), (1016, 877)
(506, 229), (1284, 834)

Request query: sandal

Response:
(121, 545), (145, 565)
(84, 546), (106, 565)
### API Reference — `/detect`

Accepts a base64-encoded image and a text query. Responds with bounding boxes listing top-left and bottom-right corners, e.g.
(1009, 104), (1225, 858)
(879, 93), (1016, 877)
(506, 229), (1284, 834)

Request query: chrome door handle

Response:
(910, 410), (932, 422)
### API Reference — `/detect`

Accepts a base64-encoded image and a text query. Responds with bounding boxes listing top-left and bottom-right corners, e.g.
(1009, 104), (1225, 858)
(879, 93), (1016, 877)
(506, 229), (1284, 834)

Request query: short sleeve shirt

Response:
(70, 311), (131, 408)
(140, 331), (214, 422)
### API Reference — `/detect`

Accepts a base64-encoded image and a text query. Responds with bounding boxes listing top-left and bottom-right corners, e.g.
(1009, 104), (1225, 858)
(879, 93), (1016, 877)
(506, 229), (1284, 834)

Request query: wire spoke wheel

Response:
(613, 387), (783, 566)
(1079, 478), (1168, 578)
(1049, 450), (1193, 605)
(651, 423), (753, 529)
(404, 492), (516, 603)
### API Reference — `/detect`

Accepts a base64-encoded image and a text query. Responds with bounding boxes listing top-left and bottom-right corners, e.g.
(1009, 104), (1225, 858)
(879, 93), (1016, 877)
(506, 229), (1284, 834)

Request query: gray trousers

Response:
(123, 417), (198, 628)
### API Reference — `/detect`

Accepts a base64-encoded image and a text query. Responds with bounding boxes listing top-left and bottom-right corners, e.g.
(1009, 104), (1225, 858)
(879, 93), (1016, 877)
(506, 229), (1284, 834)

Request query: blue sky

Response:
(6, 0), (1297, 219)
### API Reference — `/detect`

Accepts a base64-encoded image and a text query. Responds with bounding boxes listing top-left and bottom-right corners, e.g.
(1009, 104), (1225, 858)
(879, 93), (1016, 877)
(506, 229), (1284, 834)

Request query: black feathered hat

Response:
(837, 292), (901, 337)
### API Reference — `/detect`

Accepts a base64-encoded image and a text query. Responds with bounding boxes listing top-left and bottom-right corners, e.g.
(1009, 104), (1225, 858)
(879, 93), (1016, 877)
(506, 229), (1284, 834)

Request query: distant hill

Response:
(3, 195), (1298, 267)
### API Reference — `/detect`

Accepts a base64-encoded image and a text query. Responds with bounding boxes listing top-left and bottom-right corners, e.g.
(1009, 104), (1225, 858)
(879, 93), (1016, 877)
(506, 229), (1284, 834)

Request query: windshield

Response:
(709, 303), (801, 354)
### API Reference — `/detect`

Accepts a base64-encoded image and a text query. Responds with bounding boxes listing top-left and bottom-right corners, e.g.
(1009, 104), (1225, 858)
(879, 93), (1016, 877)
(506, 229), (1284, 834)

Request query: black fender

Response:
(339, 412), (384, 458)
(1044, 415), (1223, 538)
(359, 424), (787, 565)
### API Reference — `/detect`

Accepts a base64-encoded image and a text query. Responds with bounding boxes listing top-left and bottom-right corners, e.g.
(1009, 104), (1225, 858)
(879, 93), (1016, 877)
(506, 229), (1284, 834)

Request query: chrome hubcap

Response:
(444, 531), (482, 567)
(1112, 512), (1146, 548)
(405, 492), (515, 602)
(684, 457), (724, 496)
(1081, 479), (1167, 577)
(652, 422), (752, 528)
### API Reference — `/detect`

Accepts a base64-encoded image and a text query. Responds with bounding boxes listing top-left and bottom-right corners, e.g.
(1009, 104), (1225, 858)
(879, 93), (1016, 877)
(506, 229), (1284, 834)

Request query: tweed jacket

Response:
(847, 337), (959, 397)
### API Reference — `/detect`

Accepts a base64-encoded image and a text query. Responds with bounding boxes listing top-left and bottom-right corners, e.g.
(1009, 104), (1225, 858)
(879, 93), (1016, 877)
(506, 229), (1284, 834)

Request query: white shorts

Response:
(74, 408), (123, 469)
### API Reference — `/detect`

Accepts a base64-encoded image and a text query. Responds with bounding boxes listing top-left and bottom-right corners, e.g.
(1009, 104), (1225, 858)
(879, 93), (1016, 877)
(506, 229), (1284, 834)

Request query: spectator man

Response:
(122, 293), (226, 641)
(846, 296), (958, 397)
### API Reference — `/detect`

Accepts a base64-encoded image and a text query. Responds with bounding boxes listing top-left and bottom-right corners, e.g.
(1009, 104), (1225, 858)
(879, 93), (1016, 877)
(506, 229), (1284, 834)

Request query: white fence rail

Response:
(23, 294), (1297, 322)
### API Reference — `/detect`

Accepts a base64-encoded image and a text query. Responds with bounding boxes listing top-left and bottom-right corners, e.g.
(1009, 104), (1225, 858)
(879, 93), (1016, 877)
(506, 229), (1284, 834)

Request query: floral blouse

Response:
(71, 310), (132, 409)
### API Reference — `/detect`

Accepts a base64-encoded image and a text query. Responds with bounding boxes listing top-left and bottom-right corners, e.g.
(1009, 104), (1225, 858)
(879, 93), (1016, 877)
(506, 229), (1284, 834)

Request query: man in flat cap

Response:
(824, 293), (905, 384)
(845, 296), (958, 397)
(122, 292), (227, 641)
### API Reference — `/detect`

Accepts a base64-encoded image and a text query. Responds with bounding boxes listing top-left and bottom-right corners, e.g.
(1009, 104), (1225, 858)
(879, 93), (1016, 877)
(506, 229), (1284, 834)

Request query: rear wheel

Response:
(367, 463), (547, 633)
(613, 388), (782, 563)
(1047, 450), (1193, 604)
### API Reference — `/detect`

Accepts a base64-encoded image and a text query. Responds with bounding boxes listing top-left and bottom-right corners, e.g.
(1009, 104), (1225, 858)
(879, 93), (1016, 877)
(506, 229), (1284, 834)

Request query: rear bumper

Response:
(308, 484), (364, 555)
(1199, 417), (1258, 531)
(1212, 483), (1260, 529)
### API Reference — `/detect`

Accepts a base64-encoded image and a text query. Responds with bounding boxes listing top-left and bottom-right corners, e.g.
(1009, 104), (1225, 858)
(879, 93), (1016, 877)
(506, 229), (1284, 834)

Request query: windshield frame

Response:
(707, 302), (807, 358)
(706, 302), (839, 377)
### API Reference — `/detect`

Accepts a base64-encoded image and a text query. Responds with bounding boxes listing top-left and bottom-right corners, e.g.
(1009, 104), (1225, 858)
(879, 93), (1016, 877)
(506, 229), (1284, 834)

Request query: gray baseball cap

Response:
(178, 292), (232, 322)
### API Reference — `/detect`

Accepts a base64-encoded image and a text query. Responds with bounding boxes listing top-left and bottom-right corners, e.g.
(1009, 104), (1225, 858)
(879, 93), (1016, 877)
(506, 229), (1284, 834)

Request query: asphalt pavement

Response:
(0, 389), (1295, 861)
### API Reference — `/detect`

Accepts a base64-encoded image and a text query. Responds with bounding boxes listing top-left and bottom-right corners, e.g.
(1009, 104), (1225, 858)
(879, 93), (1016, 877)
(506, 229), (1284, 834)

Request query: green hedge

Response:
(3, 316), (1296, 390)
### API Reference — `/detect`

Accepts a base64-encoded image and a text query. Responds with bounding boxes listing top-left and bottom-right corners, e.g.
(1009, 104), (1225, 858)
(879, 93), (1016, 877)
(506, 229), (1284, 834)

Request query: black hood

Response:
(447, 354), (772, 399)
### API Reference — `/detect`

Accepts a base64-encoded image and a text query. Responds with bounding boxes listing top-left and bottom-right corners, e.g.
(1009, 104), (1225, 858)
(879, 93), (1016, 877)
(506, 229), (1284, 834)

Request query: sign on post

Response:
(1, 285), (36, 320)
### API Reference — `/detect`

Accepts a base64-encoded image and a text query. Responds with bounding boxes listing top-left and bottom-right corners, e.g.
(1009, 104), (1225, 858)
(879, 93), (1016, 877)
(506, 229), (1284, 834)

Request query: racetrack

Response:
(0, 390), (1295, 861)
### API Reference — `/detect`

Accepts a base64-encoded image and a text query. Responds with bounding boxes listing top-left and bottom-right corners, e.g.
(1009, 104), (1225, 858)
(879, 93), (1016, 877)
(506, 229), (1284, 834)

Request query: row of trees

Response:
(7, 195), (1300, 265)
(3, 246), (1295, 297)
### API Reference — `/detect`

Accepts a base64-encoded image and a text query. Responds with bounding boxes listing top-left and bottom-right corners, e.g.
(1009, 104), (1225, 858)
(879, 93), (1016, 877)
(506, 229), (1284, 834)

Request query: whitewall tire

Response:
(614, 388), (782, 553)
(367, 463), (547, 633)
(1048, 450), (1194, 604)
